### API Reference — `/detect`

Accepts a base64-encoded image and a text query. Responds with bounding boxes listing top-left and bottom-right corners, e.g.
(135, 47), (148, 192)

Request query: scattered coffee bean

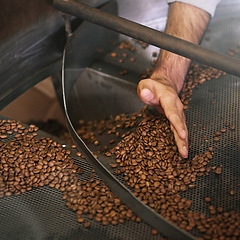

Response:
(213, 137), (220, 142)
(84, 221), (91, 228)
(220, 128), (226, 133)
(110, 163), (118, 168)
(205, 197), (211, 203)
(229, 190), (236, 195)
(215, 167), (222, 175)
(110, 52), (117, 57)
(151, 229), (158, 235)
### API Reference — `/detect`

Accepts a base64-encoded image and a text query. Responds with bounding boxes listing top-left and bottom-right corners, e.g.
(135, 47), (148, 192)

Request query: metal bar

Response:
(54, 0), (240, 78)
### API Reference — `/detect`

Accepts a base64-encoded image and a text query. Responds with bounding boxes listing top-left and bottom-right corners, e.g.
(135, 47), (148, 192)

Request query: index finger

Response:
(159, 93), (187, 140)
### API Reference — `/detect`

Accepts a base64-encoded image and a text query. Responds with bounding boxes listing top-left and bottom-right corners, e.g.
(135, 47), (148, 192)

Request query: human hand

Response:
(137, 77), (188, 158)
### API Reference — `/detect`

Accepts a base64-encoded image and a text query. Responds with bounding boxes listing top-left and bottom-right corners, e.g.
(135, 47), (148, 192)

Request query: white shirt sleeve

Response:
(166, 0), (222, 17)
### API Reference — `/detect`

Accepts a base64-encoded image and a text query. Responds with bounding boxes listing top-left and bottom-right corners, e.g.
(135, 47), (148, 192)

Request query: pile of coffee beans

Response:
(0, 119), (139, 230)
(76, 112), (143, 148)
(107, 112), (239, 239)
(1, 110), (239, 239)
(63, 178), (141, 227)
(0, 120), (82, 198)
(179, 64), (226, 109)
(74, 106), (239, 239)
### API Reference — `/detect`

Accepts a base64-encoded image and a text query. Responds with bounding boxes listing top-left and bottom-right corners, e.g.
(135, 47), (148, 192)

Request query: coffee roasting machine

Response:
(0, 0), (239, 239)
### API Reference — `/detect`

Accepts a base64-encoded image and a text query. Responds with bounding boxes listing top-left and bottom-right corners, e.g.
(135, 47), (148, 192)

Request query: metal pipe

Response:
(54, 0), (240, 78)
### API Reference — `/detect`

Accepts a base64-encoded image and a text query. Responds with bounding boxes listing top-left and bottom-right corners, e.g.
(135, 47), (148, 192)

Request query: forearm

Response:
(151, 2), (210, 93)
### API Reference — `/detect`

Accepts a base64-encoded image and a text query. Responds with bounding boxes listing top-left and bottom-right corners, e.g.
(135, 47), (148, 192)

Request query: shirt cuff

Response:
(166, 0), (221, 17)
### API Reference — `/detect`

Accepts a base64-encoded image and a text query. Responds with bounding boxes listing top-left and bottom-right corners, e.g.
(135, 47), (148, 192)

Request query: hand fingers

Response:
(160, 96), (187, 140)
(138, 78), (188, 158)
(171, 123), (188, 158)
(160, 96), (188, 158)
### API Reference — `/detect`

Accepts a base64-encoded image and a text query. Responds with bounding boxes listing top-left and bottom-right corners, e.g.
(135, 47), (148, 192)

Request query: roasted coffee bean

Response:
(220, 128), (226, 133)
(228, 51), (234, 56)
(229, 190), (236, 195)
(77, 217), (85, 223)
(110, 163), (118, 168)
(84, 221), (91, 228)
(213, 137), (220, 142)
(151, 229), (158, 235)
(205, 197), (211, 203)
(215, 167), (222, 175)
(229, 124), (236, 130)
(110, 52), (117, 57)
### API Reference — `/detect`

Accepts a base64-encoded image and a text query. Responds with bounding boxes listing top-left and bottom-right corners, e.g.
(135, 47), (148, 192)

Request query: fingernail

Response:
(182, 146), (188, 158)
(182, 130), (186, 139)
(140, 89), (152, 99)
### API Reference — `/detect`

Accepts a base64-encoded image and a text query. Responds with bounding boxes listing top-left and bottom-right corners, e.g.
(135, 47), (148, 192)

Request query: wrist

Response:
(150, 68), (185, 94)
(149, 72), (178, 93)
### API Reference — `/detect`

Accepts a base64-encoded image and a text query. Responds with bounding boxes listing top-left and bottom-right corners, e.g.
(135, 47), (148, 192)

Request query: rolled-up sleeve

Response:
(166, 0), (222, 17)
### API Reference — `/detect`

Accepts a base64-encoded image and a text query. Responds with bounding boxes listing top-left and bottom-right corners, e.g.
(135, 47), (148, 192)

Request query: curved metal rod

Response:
(54, 0), (240, 78)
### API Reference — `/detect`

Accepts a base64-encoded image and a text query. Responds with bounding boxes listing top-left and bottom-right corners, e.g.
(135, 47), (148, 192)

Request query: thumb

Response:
(139, 88), (155, 105)
(137, 79), (159, 106)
